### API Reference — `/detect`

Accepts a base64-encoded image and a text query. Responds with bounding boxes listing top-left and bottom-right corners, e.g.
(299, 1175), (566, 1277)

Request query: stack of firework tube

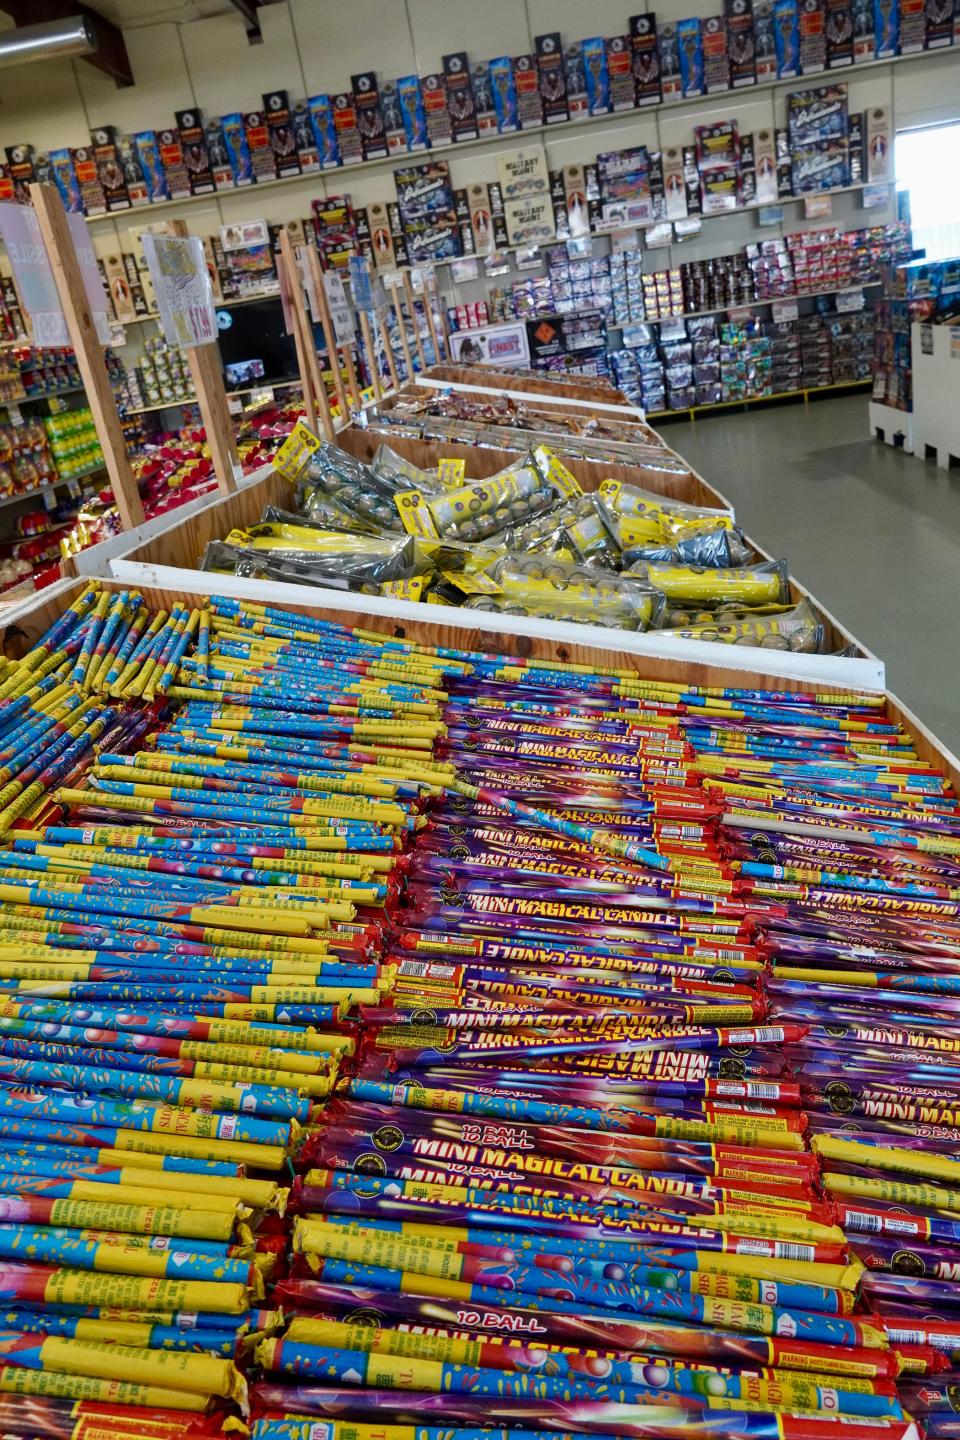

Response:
(0, 585), (959, 1437)
(0, 584), (410, 1432)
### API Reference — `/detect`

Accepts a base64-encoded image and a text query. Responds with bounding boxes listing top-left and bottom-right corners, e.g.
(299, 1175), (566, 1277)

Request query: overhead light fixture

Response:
(0, 15), (98, 70)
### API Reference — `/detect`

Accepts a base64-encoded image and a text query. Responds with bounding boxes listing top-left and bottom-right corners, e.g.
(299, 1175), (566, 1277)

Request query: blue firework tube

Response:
(69, 589), (110, 688)
(0, 1053), (309, 1122)
(0, 1085), (292, 1148)
(0, 1142), (238, 1179)
(0, 1227), (254, 1284)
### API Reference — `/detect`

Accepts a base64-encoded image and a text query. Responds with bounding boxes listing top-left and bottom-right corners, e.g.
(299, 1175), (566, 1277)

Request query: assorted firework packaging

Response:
(0, 579), (954, 1436)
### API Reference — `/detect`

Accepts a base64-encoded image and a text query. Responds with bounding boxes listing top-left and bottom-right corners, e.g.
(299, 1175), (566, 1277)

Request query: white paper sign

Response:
(771, 298), (799, 323)
(0, 203), (68, 347)
(141, 233), (217, 349)
(323, 272), (354, 347)
(66, 213), (112, 344)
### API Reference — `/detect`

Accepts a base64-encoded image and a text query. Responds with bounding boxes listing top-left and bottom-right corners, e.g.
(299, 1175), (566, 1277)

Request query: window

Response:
(896, 123), (960, 261)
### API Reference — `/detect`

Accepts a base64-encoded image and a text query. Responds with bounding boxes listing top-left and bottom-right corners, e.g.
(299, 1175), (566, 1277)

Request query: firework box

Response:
(798, 0), (828, 69)
(657, 22), (683, 96)
(513, 55), (544, 128)
(367, 202), (396, 268)
(442, 53), (478, 143)
(4, 142), (33, 205)
(489, 57), (519, 131)
(380, 80), (406, 154)
(421, 73), (452, 148)
(90, 125), (131, 209)
(497, 146), (549, 202)
(563, 165), (590, 236)
(504, 194), (556, 248)
(312, 195), (356, 270)
(470, 62), (497, 134)
(701, 15), (732, 89)
(875, 0), (899, 54)
(662, 146), (687, 218)
(221, 114), (254, 184)
(629, 14), (662, 104)
(852, 0), (875, 55)
(395, 160), (456, 220)
(927, 0), (954, 45)
(865, 104), (892, 181)
(774, 0), (801, 73)
(725, 0), (758, 83)
(581, 38), (610, 113)
(71, 146), (106, 214)
(564, 42), (589, 117)
(753, 127), (779, 203)
(449, 320), (530, 366)
(598, 147), (653, 229)
(117, 136), (148, 206)
(791, 137), (850, 190)
(204, 117), (235, 188)
(788, 84), (848, 144)
(696, 120), (741, 169)
(397, 76), (429, 151)
(175, 109), (216, 193)
(899, 0), (927, 48)
(243, 112), (277, 181)
(349, 74), (387, 160)
(331, 92), (363, 165)
(261, 90), (301, 176)
(535, 32), (569, 123)
(754, 0), (779, 72)
(49, 149), (83, 212)
(467, 184), (494, 254)
(606, 35), (637, 107)
(826, 0), (855, 61)
(677, 18), (706, 93)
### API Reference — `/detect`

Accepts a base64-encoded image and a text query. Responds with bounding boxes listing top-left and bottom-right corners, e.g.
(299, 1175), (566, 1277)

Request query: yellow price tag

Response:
(273, 420), (322, 481)
(438, 457), (466, 488)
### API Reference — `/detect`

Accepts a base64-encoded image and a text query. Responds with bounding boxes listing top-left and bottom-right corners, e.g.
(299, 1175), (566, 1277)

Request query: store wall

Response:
(2, 0), (958, 268)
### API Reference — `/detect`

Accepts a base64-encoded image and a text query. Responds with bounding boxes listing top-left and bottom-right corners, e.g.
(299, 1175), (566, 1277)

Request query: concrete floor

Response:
(659, 394), (960, 755)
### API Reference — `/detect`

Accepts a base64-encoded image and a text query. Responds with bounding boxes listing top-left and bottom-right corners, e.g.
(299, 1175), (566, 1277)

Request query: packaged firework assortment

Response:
(612, 306), (876, 412)
(872, 256), (960, 412)
(0, 581), (954, 1436)
(195, 430), (825, 647)
(456, 222), (910, 341)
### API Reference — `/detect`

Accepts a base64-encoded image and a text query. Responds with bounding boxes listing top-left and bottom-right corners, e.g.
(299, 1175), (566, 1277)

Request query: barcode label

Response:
(773, 1242), (816, 1260)
(727, 1027), (784, 1043)
(844, 1210), (883, 1232)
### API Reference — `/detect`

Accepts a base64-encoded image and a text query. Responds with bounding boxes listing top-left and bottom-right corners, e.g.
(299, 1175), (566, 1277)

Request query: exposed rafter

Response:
(0, 2), (132, 85)
(225, 0), (284, 41)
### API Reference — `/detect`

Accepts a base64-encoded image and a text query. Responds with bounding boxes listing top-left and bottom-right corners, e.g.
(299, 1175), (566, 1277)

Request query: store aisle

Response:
(662, 395), (960, 753)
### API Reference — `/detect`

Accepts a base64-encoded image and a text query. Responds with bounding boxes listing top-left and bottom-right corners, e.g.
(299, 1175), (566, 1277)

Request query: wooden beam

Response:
(277, 232), (317, 434)
(29, 182), (145, 530)
(0, 3), (133, 86)
(358, 310), (381, 401)
(305, 246), (350, 423)
(168, 219), (237, 497)
(283, 232), (334, 442)
(376, 308), (400, 391)
(402, 270), (427, 370)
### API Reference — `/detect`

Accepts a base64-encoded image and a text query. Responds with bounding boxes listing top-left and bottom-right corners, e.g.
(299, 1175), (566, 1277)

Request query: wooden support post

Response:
(430, 272), (450, 359)
(277, 231), (317, 434)
(402, 270), (427, 370)
(417, 271), (443, 365)
(340, 334), (362, 408)
(305, 246), (350, 423)
(376, 308), (400, 390)
(389, 282), (414, 380)
(29, 183), (145, 530)
(358, 310), (382, 401)
(288, 240), (336, 442)
(167, 220), (238, 496)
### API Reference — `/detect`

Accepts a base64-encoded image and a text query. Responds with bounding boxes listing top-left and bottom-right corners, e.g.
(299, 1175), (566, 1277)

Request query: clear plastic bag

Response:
(624, 559), (788, 606)
(659, 596), (824, 652)
(464, 552), (665, 632)
(622, 523), (752, 568)
(203, 526), (417, 587)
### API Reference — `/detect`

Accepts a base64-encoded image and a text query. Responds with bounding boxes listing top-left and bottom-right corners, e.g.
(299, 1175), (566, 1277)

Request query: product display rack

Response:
(75, 51), (924, 230)
(649, 373), (872, 420)
(608, 277), (884, 329)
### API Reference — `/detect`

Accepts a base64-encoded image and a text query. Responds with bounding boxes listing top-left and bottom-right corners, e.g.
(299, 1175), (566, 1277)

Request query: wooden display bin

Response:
(0, 579), (946, 788)
(419, 364), (634, 407)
